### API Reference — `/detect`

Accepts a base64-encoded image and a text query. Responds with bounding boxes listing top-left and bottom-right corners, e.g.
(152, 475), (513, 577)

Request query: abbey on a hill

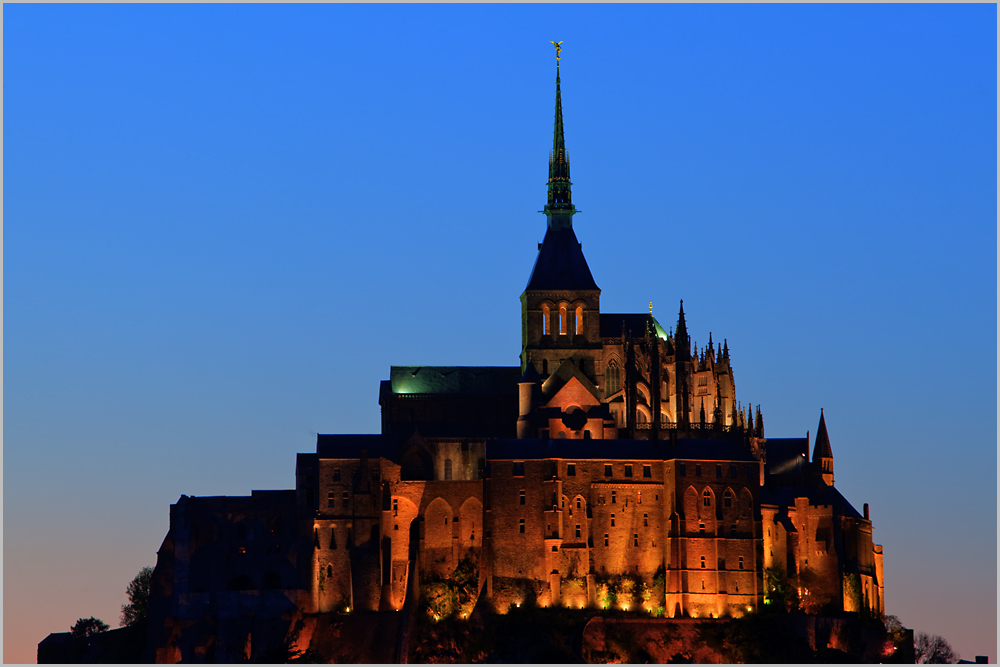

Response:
(144, 55), (884, 663)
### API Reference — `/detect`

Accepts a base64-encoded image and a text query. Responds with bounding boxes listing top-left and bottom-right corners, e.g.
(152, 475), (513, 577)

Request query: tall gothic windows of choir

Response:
(575, 306), (583, 335)
(605, 360), (621, 397)
(542, 304), (551, 336)
(559, 304), (567, 335)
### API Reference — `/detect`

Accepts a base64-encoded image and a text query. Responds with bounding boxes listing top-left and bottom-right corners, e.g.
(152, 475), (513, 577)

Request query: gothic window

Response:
(444, 459), (453, 480)
(643, 465), (652, 478)
(542, 304), (551, 335)
(575, 524), (581, 538)
(519, 490), (525, 505)
(703, 489), (711, 506)
(575, 306), (584, 335)
(519, 519), (525, 534)
(567, 463), (576, 476)
(605, 361), (621, 397)
(625, 464), (633, 478)
(724, 489), (733, 508)
(559, 304), (567, 335)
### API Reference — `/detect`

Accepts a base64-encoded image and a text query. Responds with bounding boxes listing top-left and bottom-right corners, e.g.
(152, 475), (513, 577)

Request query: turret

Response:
(813, 409), (834, 486)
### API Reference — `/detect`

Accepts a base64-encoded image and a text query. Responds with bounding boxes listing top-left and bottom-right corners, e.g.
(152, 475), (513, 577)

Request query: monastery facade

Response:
(145, 56), (884, 663)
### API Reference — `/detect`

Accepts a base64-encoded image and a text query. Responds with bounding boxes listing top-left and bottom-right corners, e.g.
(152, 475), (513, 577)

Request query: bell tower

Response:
(520, 43), (602, 386)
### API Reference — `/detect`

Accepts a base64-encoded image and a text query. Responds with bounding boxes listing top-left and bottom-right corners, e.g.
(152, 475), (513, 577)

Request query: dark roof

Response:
(760, 484), (864, 520)
(524, 226), (599, 292)
(765, 438), (810, 476)
(316, 434), (395, 459)
(390, 366), (520, 395)
(600, 313), (669, 339)
(487, 437), (756, 462)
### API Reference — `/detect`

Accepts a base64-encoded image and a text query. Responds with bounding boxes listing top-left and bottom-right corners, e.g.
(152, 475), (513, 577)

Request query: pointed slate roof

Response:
(812, 409), (833, 461)
(524, 225), (598, 291)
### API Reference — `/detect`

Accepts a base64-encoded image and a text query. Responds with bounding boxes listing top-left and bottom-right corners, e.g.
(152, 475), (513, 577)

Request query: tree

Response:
(914, 632), (958, 664)
(120, 566), (154, 627)
(71, 616), (109, 638)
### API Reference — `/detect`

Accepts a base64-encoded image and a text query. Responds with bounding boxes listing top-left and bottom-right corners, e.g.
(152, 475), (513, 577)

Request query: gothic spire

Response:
(543, 44), (577, 230)
(675, 300), (689, 359)
(813, 408), (833, 461)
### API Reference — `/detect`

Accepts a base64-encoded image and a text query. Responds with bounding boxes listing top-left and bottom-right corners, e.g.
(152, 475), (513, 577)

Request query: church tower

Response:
(520, 47), (603, 384)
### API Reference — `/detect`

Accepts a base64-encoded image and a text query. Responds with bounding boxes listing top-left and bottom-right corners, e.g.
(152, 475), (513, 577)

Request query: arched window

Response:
(637, 409), (648, 424)
(724, 489), (733, 508)
(700, 556), (706, 569)
(703, 489), (711, 506)
(559, 304), (567, 335)
(542, 304), (551, 336)
(575, 306), (584, 335)
(444, 459), (453, 480)
(605, 360), (621, 397)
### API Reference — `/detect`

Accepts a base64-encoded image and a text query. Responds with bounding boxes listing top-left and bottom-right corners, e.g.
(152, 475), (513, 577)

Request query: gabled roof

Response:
(541, 357), (600, 401)
(524, 226), (599, 292)
(600, 313), (668, 339)
(389, 366), (520, 395)
(760, 484), (864, 520)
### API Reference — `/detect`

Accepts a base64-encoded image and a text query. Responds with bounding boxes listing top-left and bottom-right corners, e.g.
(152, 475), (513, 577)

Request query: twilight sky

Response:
(4, 4), (996, 663)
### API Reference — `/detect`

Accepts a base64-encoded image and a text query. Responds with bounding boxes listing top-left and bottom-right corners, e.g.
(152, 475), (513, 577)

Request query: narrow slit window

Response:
(559, 304), (567, 334)
(604, 534), (609, 547)
(611, 514), (615, 527)
(643, 513), (648, 527)
(633, 534), (639, 547)
(542, 305), (550, 335)
(575, 524), (581, 538)
(701, 556), (706, 569)
(519, 490), (526, 505)
(519, 519), (525, 534)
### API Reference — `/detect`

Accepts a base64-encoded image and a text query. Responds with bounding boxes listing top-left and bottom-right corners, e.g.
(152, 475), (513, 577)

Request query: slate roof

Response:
(316, 434), (395, 459)
(389, 366), (520, 395)
(524, 226), (599, 291)
(813, 410), (833, 461)
(760, 484), (864, 520)
(765, 438), (810, 476)
(600, 313), (669, 339)
(487, 437), (756, 462)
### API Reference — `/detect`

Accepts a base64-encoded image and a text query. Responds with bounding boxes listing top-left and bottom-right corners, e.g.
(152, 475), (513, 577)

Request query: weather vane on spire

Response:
(550, 40), (563, 61)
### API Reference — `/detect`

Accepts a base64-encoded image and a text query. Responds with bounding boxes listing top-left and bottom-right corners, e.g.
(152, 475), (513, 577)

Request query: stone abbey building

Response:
(144, 58), (885, 662)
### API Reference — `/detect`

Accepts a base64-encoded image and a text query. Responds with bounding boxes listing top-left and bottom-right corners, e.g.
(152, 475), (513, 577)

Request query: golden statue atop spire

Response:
(550, 40), (563, 61)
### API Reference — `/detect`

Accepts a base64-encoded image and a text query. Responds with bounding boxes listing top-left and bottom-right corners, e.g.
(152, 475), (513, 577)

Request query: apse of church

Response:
(142, 49), (884, 662)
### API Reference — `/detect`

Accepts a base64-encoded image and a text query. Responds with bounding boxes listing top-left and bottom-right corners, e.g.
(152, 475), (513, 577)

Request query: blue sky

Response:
(4, 4), (996, 662)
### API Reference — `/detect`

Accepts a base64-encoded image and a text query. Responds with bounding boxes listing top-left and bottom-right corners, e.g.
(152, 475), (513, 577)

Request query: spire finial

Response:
(649, 301), (653, 315)
(550, 40), (563, 61)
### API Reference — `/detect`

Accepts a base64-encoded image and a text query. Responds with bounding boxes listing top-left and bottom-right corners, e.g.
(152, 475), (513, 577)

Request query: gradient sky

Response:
(4, 4), (996, 663)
